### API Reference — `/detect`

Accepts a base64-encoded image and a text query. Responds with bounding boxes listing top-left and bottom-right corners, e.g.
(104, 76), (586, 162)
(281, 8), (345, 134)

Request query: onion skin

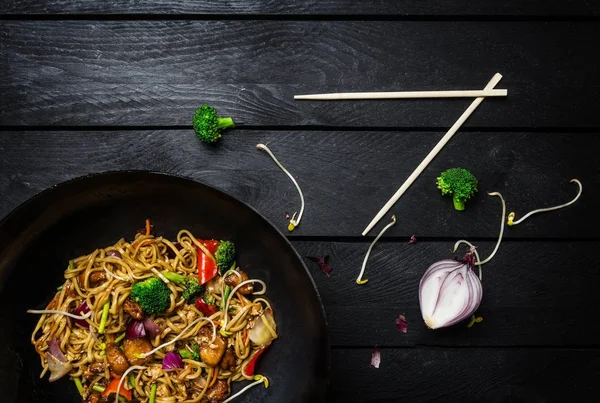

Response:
(46, 337), (72, 381)
(418, 258), (482, 330)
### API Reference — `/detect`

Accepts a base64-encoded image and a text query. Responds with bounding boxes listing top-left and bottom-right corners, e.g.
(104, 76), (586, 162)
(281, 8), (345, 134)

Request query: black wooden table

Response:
(1, 2), (600, 402)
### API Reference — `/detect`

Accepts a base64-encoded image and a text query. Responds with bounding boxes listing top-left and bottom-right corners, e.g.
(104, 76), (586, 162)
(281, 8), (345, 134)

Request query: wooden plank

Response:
(294, 241), (600, 347)
(0, 130), (596, 239)
(1, 0), (598, 16)
(329, 348), (600, 402)
(1, 21), (599, 128)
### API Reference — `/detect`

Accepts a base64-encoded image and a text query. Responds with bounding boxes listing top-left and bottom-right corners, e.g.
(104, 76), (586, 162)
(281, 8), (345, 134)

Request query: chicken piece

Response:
(198, 327), (227, 367)
(123, 337), (153, 366)
(223, 270), (253, 295)
(220, 347), (236, 372)
(83, 361), (105, 377)
(203, 380), (229, 403)
(105, 342), (129, 375)
(123, 298), (144, 320)
(78, 270), (108, 289)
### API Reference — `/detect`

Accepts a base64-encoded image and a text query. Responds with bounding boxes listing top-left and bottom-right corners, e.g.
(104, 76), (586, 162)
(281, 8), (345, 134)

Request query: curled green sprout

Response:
(222, 375), (269, 403)
(452, 192), (506, 327)
(356, 215), (396, 284)
(256, 144), (304, 231)
(453, 191), (506, 279)
(508, 179), (582, 226)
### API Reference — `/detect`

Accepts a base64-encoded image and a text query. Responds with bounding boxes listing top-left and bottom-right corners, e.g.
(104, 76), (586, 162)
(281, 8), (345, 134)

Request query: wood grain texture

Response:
(294, 241), (600, 347)
(2, 0), (599, 16)
(0, 130), (596, 239)
(1, 21), (599, 128)
(329, 348), (600, 402)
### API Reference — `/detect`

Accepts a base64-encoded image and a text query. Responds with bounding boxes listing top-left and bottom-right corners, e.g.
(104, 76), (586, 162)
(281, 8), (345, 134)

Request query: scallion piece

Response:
(73, 377), (83, 396)
(221, 286), (231, 311)
(98, 301), (110, 334)
(149, 383), (157, 403)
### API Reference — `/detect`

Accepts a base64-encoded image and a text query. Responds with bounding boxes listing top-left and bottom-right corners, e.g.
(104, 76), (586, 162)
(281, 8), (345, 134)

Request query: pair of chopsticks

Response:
(294, 73), (506, 235)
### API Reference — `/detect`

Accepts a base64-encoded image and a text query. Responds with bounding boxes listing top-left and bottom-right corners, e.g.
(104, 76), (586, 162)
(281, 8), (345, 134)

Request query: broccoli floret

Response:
(179, 341), (200, 361)
(203, 292), (216, 306)
(214, 241), (236, 274)
(130, 277), (171, 315)
(189, 341), (200, 361)
(192, 104), (235, 144)
(161, 271), (204, 304)
(436, 168), (478, 211)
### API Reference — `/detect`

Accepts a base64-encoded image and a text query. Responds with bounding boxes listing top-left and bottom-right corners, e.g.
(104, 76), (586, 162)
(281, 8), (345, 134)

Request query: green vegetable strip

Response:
(91, 384), (125, 402)
(115, 332), (126, 344)
(68, 260), (75, 270)
(73, 377), (83, 396)
(129, 372), (136, 388)
(221, 286), (231, 310)
(98, 301), (110, 334)
(56, 285), (63, 291)
(179, 350), (191, 359)
(149, 383), (158, 403)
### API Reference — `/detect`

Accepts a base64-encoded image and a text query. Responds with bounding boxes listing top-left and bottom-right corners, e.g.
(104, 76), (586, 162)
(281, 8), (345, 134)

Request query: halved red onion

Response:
(161, 351), (184, 371)
(47, 336), (72, 381)
(126, 320), (146, 340)
(419, 259), (482, 329)
(73, 301), (91, 329)
(143, 317), (161, 339)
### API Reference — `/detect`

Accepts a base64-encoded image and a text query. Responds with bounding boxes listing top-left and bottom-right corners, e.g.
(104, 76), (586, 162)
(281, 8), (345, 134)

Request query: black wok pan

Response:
(0, 171), (329, 402)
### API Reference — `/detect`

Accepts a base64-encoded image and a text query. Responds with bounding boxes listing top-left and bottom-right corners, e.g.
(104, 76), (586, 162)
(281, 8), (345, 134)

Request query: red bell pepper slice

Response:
(201, 239), (219, 254)
(197, 239), (219, 285)
(102, 378), (132, 400)
(243, 344), (270, 376)
(195, 296), (218, 316)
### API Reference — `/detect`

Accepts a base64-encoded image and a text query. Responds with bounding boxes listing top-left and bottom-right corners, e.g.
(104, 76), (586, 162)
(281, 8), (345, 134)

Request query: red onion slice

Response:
(47, 336), (72, 381)
(143, 317), (162, 339)
(161, 351), (184, 371)
(126, 320), (146, 340)
(419, 259), (482, 329)
(73, 301), (91, 329)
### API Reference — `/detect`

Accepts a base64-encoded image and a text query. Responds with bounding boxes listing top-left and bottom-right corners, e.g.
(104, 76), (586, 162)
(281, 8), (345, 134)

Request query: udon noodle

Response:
(29, 225), (277, 403)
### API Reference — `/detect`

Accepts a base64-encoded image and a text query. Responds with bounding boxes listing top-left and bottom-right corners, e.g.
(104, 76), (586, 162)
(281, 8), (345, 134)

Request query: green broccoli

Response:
(436, 168), (478, 211)
(161, 271), (204, 304)
(214, 241), (236, 274)
(192, 104), (235, 144)
(130, 277), (171, 315)
(203, 292), (216, 306)
(179, 341), (200, 361)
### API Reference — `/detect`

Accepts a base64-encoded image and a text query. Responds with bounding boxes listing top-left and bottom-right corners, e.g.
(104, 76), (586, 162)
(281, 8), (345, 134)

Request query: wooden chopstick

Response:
(361, 73), (504, 236)
(294, 88), (507, 100)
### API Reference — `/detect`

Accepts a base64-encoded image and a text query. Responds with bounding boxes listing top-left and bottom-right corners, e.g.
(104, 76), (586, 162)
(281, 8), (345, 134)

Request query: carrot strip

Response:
(208, 367), (219, 388)
(145, 219), (151, 236)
